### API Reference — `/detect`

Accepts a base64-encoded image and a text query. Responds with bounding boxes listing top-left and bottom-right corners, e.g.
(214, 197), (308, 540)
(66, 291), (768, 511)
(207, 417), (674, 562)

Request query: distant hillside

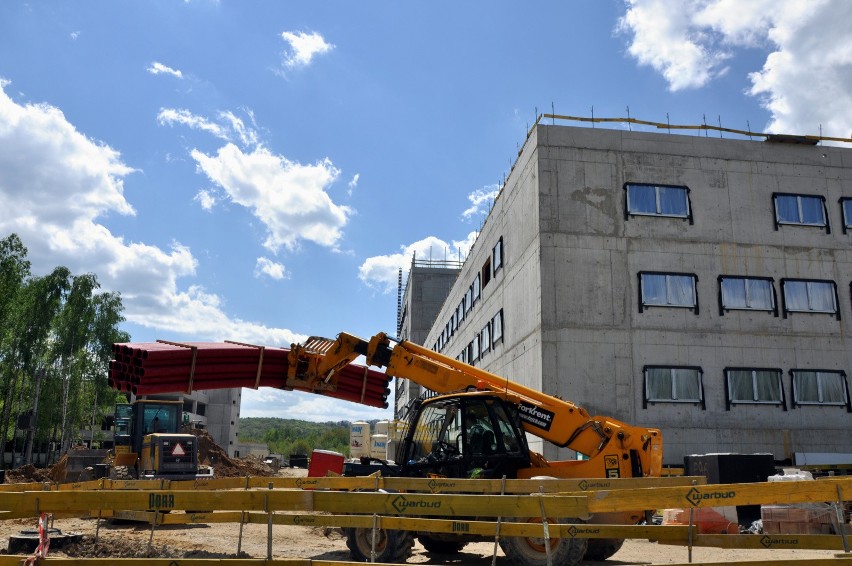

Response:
(239, 417), (353, 457)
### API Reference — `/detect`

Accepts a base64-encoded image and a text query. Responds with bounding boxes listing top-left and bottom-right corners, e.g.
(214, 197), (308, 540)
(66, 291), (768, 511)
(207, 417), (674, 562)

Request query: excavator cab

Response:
(400, 393), (531, 479)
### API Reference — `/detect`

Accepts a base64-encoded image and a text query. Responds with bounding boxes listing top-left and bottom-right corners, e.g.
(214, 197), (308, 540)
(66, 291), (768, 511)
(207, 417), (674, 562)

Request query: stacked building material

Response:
(108, 340), (391, 408)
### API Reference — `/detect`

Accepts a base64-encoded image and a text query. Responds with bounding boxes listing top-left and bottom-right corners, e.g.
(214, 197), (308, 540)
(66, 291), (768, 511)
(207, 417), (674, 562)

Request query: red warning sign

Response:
(171, 443), (186, 456)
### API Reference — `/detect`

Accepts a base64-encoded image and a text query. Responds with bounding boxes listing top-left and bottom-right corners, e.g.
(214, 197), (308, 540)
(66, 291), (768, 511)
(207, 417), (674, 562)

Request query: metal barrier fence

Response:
(0, 475), (849, 564)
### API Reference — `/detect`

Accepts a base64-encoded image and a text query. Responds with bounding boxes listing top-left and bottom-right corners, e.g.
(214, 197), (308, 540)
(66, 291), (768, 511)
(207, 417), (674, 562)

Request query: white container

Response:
(370, 433), (388, 460)
(374, 420), (390, 436)
(349, 421), (370, 459)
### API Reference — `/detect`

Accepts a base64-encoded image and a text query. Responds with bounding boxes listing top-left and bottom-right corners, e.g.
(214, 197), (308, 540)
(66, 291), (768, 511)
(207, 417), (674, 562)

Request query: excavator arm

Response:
(292, 332), (663, 477)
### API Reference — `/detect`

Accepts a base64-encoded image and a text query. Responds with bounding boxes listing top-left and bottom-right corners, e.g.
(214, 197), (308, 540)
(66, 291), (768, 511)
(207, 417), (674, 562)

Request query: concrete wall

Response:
(535, 125), (852, 464)
(395, 265), (460, 416)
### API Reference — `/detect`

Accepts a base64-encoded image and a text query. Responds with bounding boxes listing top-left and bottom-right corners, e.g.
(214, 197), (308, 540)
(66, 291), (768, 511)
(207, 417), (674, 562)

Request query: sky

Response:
(1, 1), (851, 423)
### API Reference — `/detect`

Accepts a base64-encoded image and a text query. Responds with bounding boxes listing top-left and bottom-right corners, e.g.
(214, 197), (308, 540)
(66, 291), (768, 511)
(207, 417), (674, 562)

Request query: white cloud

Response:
(70, 31), (80, 40)
(219, 109), (258, 148)
(0, 80), (302, 346)
(158, 108), (228, 140)
(618, 0), (852, 139)
(147, 61), (184, 79)
(254, 257), (286, 280)
(359, 233), (477, 293)
(194, 189), (217, 211)
(280, 31), (334, 69)
(347, 173), (359, 197)
(462, 185), (499, 219)
(617, 0), (732, 91)
(191, 144), (350, 252)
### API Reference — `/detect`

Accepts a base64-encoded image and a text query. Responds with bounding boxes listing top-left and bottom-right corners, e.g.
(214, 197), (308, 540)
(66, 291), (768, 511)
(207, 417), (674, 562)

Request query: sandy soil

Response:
(0, 468), (843, 564)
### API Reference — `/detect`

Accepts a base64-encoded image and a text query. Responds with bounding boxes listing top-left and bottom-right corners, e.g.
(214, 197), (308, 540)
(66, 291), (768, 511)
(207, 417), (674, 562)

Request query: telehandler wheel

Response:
(499, 517), (587, 566)
(584, 537), (625, 561)
(417, 534), (467, 554)
(345, 527), (414, 563)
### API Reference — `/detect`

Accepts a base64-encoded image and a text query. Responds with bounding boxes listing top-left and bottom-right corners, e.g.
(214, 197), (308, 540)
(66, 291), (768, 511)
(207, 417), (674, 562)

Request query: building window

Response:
(643, 366), (704, 408)
(450, 312), (456, 334)
(472, 274), (481, 305)
(457, 301), (465, 325)
(791, 370), (851, 409)
(493, 238), (503, 273)
(773, 193), (828, 232)
(841, 198), (852, 234)
(492, 310), (504, 344)
(460, 348), (467, 364)
(471, 335), (480, 363)
(718, 276), (777, 316)
(725, 368), (785, 409)
(465, 287), (473, 314)
(638, 272), (698, 313)
(781, 279), (839, 319)
(482, 257), (492, 288)
(624, 183), (692, 222)
(480, 323), (491, 355)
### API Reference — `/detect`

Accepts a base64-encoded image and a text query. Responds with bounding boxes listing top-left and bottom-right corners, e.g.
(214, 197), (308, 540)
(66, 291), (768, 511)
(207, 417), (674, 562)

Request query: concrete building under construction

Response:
(397, 122), (852, 466)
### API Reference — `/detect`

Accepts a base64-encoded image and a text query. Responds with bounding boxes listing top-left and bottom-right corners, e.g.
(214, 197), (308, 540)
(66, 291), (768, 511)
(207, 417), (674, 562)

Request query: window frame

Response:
(841, 198), (852, 234)
(724, 367), (786, 410)
(717, 275), (778, 316)
(493, 237), (504, 274)
(638, 271), (700, 314)
(772, 192), (829, 233)
(491, 310), (504, 345)
(472, 273), (481, 305)
(624, 182), (693, 223)
(480, 322), (491, 355)
(790, 369), (851, 410)
(780, 278), (840, 320)
(482, 256), (492, 288)
(642, 365), (705, 408)
(465, 287), (473, 314)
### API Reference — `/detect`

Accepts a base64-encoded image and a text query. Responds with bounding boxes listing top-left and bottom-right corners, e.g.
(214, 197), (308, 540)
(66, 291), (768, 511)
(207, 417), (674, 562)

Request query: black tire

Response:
(499, 517), (588, 566)
(418, 534), (467, 554)
(584, 537), (625, 561)
(345, 527), (414, 563)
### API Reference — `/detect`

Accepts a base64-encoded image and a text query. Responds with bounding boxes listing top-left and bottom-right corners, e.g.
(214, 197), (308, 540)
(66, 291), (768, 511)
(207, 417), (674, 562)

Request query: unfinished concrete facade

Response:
(410, 123), (852, 466)
(395, 257), (461, 416)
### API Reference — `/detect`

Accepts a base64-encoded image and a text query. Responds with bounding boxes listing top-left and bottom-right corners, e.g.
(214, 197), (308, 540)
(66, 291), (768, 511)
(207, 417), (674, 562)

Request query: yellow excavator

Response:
(285, 332), (663, 565)
(110, 400), (201, 480)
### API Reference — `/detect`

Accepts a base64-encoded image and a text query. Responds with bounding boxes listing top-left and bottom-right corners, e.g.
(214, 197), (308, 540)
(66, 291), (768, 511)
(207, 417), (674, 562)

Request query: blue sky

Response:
(2, 1), (851, 422)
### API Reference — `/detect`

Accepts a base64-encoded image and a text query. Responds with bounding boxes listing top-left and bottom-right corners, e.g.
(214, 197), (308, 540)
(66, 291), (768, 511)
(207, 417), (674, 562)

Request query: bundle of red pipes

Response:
(108, 340), (390, 408)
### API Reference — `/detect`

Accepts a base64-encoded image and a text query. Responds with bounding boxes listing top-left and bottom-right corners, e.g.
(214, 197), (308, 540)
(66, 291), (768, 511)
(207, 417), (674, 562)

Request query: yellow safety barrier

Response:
(0, 475), (848, 561)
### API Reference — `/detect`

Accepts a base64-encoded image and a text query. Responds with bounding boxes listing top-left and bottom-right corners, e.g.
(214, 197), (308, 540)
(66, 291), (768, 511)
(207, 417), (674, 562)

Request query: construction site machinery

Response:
(291, 332), (662, 565)
(110, 332), (664, 565)
(111, 400), (200, 480)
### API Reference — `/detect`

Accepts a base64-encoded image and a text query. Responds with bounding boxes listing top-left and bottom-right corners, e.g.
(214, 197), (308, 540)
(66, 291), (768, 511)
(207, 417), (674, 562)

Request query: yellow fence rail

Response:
(0, 475), (848, 562)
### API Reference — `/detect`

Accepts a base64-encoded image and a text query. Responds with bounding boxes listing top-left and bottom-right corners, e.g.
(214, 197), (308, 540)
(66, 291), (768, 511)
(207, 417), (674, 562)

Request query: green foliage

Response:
(240, 417), (353, 457)
(0, 233), (128, 467)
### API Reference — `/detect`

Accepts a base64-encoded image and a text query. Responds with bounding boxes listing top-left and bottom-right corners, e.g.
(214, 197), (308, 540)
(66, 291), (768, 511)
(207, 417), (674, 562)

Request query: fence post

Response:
(537, 487), (552, 566)
(837, 485), (849, 553)
(491, 475), (506, 566)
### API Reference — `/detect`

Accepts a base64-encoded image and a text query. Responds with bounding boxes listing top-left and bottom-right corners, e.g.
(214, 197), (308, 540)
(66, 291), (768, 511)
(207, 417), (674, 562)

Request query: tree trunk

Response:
(24, 369), (44, 465)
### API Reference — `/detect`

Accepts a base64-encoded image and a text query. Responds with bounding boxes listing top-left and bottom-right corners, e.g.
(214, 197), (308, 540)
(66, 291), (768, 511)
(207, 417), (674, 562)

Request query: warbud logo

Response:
(391, 495), (442, 514)
(427, 479), (456, 493)
(295, 478), (317, 489)
(293, 516), (316, 526)
(685, 487), (736, 507)
(567, 525), (600, 538)
(760, 535), (798, 548)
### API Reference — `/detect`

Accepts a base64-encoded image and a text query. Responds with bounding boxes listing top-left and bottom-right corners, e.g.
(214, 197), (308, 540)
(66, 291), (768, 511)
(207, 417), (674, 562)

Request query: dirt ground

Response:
(0, 467), (844, 564)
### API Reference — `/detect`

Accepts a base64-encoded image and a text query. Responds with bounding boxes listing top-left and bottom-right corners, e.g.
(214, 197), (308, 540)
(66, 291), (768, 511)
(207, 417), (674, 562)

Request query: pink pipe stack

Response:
(108, 341), (391, 409)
